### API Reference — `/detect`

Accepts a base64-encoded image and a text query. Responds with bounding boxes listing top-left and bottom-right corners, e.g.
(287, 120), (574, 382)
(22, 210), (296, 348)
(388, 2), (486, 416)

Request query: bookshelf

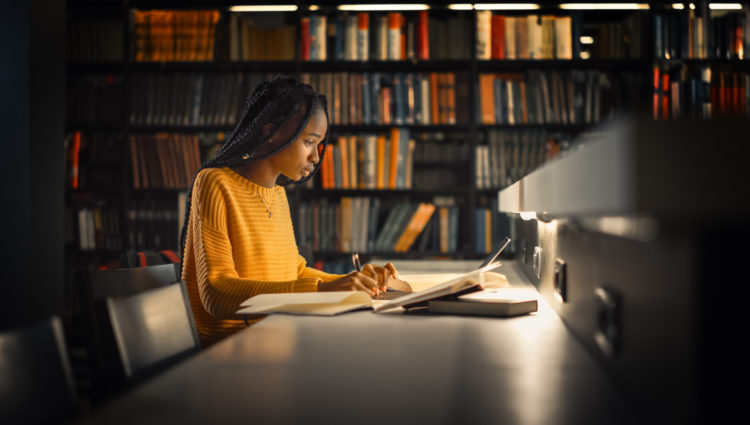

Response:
(64, 1), (750, 275)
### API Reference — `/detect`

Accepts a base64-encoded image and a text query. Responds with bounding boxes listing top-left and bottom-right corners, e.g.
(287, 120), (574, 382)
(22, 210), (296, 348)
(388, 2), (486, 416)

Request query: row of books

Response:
(66, 132), (123, 190)
(301, 72), (467, 126)
(128, 134), (202, 190)
(295, 198), (460, 254)
(320, 129), (413, 190)
(67, 18), (124, 62)
(477, 70), (622, 126)
(67, 75), (126, 126)
(653, 66), (749, 120)
(131, 10), (221, 62)
(652, 9), (748, 60)
(587, 15), (646, 59)
(226, 13), (296, 61)
(476, 12), (578, 60)
(125, 201), (181, 252)
(75, 207), (123, 252)
(301, 11), (434, 62)
(128, 72), (270, 127)
(475, 130), (570, 190)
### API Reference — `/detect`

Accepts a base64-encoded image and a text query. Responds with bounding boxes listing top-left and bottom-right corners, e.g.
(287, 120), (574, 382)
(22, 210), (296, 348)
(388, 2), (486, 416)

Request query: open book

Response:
(373, 269), (508, 312)
(237, 291), (374, 316)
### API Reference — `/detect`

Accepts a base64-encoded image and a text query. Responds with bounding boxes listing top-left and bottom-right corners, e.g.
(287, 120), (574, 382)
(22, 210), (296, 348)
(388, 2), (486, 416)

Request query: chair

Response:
(122, 249), (181, 278)
(0, 316), (78, 425)
(105, 281), (200, 382)
(75, 264), (195, 401)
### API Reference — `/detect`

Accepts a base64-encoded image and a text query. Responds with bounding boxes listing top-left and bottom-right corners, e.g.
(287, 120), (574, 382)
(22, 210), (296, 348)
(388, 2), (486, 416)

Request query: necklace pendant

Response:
(268, 211), (273, 218)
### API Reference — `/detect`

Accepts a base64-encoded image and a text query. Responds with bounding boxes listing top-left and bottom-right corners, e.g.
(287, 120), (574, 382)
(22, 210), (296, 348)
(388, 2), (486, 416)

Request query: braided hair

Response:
(179, 75), (329, 263)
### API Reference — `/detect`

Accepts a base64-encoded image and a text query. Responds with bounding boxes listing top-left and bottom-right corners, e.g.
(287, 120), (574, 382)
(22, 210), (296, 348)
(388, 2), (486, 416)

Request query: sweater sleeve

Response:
(190, 176), (320, 319)
(296, 254), (346, 282)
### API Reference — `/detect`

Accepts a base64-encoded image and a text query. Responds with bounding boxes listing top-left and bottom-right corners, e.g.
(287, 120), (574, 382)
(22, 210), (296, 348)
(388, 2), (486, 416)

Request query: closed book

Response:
(388, 13), (401, 60)
(417, 10), (429, 60)
(357, 12), (369, 61)
(476, 10), (491, 59)
(300, 17), (310, 60)
(427, 288), (538, 317)
(527, 15), (542, 59)
(491, 14), (505, 59)
(554, 16), (572, 59)
(504, 16), (517, 59)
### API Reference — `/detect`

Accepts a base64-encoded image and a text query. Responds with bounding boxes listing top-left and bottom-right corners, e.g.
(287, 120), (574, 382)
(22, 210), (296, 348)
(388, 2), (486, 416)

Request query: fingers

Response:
(384, 262), (399, 279)
(361, 264), (390, 291)
(346, 271), (381, 296)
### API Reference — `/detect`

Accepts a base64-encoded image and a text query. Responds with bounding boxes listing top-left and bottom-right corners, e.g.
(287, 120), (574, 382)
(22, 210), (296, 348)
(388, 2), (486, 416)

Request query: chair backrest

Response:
(85, 263), (179, 300)
(123, 250), (182, 278)
(75, 263), (188, 401)
(105, 281), (200, 381)
(0, 316), (77, 425)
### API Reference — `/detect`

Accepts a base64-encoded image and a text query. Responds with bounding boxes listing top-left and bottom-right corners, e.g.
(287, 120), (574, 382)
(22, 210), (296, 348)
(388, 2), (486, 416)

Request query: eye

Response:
(304, 139), (315, 146)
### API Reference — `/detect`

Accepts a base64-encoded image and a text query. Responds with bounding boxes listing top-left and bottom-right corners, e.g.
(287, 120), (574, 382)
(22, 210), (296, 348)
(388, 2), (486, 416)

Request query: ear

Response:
(261, 123), (275, 139)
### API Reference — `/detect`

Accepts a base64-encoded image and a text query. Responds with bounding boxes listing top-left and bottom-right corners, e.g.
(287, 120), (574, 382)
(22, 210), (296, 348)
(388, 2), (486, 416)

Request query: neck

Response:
(231, 161), (279, 189)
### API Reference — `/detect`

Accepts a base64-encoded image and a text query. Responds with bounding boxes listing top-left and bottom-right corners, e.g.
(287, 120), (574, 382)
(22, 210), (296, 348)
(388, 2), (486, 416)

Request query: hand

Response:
(360, 262), (399, 291)
(318, 271), (383, 296)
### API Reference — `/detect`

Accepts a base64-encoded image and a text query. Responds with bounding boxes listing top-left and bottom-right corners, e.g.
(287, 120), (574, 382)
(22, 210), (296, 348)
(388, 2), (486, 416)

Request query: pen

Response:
(352, 252), (381, 297)
(352, 252), (362, 272)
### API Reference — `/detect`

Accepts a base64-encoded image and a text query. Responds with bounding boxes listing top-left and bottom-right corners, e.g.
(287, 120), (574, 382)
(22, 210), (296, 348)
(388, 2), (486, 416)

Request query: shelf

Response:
(331, 124), (471, 133)
(477, 59), (651, 72)
(312, 250), (486, 260)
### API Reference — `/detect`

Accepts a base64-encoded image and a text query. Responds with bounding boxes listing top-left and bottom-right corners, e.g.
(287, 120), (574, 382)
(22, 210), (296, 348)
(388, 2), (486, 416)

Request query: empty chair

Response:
(105, 281), (200, 381)
(0, 316), (78, 425)
(75, 263), (193, 401)
(83, 263), (179, 300)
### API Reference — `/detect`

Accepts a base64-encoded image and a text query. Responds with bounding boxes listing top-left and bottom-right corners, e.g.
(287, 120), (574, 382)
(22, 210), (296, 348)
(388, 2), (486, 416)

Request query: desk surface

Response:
(79, 262), (638, 425)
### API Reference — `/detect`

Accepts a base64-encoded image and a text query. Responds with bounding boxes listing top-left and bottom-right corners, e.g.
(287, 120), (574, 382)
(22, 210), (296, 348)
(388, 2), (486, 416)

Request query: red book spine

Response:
(300, 17), (310, 61)
(661, 73), (669, 120)
(652, 67), (660, 120)
(417, 10), (429, 60)
(491, 15), (505, 59)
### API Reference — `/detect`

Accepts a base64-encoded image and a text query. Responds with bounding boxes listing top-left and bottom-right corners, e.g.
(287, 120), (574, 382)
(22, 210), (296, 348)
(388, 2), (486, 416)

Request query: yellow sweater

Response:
(182, 167), (339, 347)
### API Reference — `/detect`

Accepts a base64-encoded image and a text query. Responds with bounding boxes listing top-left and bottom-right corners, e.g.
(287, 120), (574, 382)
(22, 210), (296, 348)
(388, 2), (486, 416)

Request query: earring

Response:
(241, 153), (250, 160)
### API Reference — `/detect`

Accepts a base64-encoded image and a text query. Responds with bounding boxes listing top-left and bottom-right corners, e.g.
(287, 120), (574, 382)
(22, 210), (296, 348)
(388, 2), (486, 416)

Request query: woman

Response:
(180, 76), (398, 347)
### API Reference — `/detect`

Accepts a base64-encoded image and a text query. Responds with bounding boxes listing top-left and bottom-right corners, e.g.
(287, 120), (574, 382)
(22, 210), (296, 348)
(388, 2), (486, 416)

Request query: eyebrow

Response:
(306, 132), (323, 139)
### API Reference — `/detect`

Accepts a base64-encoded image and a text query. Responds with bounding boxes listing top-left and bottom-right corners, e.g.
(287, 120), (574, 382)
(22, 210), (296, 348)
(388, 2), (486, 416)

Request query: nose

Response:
(311, 144), (321, 164)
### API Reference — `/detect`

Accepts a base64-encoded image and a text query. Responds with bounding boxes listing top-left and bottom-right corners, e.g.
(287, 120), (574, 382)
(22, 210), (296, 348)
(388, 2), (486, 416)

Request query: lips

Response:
(301, 167), (314, 177)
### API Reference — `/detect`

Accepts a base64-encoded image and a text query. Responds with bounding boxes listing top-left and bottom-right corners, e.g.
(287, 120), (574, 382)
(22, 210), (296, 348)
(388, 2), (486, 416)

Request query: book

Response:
(374, 269), (507, 312)
(427, 287), (538, 317)
(237, 291), (375, 316)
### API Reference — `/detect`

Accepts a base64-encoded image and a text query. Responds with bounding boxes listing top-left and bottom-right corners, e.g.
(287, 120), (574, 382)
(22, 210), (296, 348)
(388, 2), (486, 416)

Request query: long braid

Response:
(178, 76), (329, 269)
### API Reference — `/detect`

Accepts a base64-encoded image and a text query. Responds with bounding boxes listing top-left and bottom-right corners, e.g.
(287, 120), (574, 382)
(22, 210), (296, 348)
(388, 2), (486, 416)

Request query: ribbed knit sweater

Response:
(182, 167), (339, 347)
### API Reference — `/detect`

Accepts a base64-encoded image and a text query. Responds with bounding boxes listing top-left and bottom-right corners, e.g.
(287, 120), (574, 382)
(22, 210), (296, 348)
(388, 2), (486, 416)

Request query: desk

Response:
(79, 262), (640, 425)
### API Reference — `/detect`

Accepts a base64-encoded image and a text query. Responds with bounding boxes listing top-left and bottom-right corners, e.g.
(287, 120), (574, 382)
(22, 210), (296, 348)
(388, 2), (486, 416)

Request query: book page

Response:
(237, 291), (373, 315)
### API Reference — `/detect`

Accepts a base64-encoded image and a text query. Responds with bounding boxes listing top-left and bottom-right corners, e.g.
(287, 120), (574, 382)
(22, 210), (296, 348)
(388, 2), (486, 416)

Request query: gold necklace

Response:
(257, 193), (273, 218)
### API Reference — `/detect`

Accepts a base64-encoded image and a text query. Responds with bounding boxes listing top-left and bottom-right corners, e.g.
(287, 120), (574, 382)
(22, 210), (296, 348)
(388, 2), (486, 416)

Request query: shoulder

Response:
(194, 167), (234, 191)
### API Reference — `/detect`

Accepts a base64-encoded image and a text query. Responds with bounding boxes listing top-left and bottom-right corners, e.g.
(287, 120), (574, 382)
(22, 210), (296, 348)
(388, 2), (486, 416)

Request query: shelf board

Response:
(330, 124), (471, 132)
(476, 58), (651, 71)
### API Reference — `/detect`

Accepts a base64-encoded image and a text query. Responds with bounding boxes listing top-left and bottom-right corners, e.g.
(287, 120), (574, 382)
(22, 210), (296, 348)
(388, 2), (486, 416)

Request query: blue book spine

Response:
(414, 73), (422, 124)
(449, 206), (459, 253)
(393, 73), (404, 125)
(367, 198), (381, 252)
(310, 16), (319, 60)
(335, 15), (345, 61)
(474, 208), (486, 252)
(653, 14), (663, 59)
(333, 143), (342, 189)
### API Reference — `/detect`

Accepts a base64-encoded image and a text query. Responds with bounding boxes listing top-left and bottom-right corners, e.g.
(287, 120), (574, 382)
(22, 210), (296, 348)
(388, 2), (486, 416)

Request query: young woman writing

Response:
(179, 76), (399, 347)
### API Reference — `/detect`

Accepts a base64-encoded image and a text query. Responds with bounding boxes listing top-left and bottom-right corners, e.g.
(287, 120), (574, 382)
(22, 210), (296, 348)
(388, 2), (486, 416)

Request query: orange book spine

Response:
(376, 134), (386, 189)
(417, 10), (429, 60)
(389, 128), (399, 189)
(338, 136), (350, 189)
(430, 72), (439, 124)
(652, 66), (660, 120)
